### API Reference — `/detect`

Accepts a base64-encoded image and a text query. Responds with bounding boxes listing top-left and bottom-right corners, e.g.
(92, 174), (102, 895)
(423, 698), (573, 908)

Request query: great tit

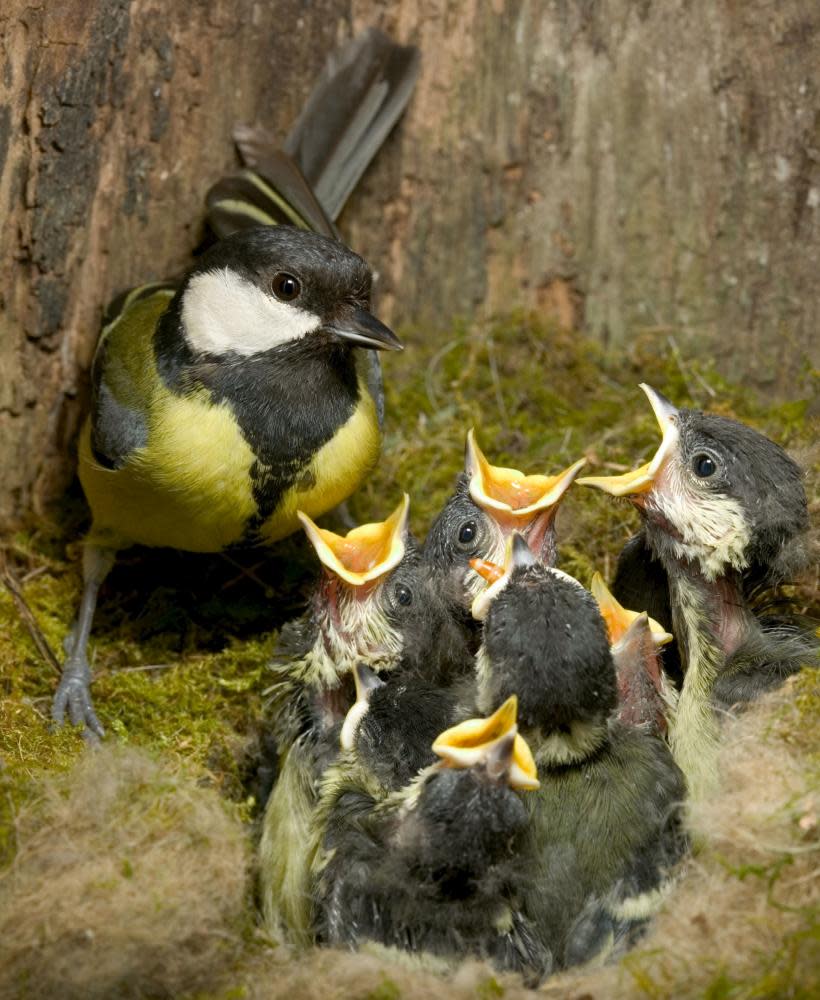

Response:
(471, 535), (687, 969)
(590, 572), (676, 736)
(423, 429), (585, 613)
(578, 384), (818, 798)
(313, 693), (551, 980)
(53, 30), (420, 740)
(258, 498), (473, 945)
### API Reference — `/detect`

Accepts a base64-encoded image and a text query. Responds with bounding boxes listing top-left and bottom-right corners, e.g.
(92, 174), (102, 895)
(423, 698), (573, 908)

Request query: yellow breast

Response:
(80, 386), (258, 551)
(259, 384), (380, 543)
(81, 376), (380, 552)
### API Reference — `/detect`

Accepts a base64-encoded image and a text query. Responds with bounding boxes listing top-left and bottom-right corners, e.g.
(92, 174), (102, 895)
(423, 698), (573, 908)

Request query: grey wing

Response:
(89, 282), (175, 470)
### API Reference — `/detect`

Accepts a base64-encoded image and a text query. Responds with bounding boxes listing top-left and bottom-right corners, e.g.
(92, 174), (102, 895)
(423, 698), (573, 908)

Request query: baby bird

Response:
(313, 691), (551, 980)
(590, 572), (675, 736)
(471, 535), (687, 969)
(424, 429), (585, 611)
(579, 384), (818, 797)
(258, 497), (472, 944)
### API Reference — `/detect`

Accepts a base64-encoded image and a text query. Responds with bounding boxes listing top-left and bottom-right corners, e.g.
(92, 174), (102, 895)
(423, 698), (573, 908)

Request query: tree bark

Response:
(2, 0), (818, 527)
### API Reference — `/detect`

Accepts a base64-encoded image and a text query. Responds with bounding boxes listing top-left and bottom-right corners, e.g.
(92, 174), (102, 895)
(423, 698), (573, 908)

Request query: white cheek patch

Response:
(650, 463), (751, 580)
(182, 267), (321, 356)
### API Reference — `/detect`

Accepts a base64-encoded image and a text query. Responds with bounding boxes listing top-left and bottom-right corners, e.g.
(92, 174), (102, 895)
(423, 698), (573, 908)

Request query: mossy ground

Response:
(1, 315), (818, 995)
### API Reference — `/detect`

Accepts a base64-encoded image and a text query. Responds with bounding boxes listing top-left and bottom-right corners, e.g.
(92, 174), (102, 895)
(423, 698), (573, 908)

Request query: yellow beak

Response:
(466, 429), (586, 518)
(469, 533), (538, 621)
(432, 694), (540, 791)
(578, 384), (680, 496)
(590, 572), (673, 647)
(297, 495), (410, 586)
(340, 662), (384, 751)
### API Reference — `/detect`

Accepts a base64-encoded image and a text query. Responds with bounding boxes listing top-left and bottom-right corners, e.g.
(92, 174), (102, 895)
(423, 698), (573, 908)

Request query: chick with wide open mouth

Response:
(432, 694), (540, 791)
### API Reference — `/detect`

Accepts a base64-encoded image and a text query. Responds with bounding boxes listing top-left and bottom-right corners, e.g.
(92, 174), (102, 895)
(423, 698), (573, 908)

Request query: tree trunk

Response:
(2, 0), (818, 527)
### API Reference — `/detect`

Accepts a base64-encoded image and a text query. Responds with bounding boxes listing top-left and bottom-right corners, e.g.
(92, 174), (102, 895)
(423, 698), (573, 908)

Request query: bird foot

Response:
(52, 656), (105, 742)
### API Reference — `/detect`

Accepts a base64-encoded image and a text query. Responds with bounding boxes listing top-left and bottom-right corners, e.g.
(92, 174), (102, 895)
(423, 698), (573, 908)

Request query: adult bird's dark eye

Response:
(693, 454), (717, 478)
(458, 521), (477, 545)
(271, 272), (301, 301)
(395, 584), (413, 606)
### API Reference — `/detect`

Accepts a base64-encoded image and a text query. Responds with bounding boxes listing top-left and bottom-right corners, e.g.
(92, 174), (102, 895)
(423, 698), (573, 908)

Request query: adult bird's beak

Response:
(297, 494), (410, 586)
(432, 695), (539, 791)
(466, 428), (586, 521)
(578, 384), (680, 497)
(329, 306), (403, 351)
(590, 572), (673, 648)
(469, 532), (535, 621)
(340, 662), (385, 750)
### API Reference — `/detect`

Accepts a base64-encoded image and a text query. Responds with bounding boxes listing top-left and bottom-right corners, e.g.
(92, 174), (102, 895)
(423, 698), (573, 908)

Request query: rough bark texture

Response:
(1, 0), (819, 526)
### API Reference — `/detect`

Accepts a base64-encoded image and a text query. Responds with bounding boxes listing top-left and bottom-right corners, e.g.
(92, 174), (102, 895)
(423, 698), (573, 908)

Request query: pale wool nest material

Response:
(0, 747), (249, 1000)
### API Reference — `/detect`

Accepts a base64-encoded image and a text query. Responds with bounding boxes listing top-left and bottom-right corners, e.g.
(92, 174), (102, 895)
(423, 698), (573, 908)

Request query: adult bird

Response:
(53, 30), (420, 739)
(579, 384), (818, 798)
(471, 535), (687, 968)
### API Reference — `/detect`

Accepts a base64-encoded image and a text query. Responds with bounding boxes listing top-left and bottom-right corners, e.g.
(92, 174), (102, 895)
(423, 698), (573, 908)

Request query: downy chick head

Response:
(339, 663), (459, 790)
(471, 535), (617, 740)
(578, 384), (808, 582)
(166, 225), (402, 365)
(300, 496), (472, 686)
(300, 495), (416, 676)
(399, 696), (539, 881)
(423, 429), (585, 609)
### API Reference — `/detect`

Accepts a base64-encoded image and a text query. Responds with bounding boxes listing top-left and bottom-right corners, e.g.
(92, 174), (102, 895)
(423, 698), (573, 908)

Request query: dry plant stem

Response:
(0, 550), (61, 676)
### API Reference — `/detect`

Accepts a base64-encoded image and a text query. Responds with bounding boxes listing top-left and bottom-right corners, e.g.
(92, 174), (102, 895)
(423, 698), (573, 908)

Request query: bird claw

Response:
(52, 663), (105, 740)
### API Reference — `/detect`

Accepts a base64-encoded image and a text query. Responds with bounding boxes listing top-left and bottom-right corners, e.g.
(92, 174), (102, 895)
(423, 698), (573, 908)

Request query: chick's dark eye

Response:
(271, 272), (301, 301)
(458, 521), (477, 545)
(693, 453), (717, 478)
(395, 584), (413, 607)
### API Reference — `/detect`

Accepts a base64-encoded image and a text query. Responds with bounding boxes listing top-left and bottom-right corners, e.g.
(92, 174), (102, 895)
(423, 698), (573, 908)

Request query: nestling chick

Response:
(258, 498), (473, 944)
(424, 429), (585, 612)
(471, 535), (687, 969)
(54, 29), (418, 740)
(590, 572), (676, 736)
(579, 384), (818, 797)
(313, 693), (551, 981)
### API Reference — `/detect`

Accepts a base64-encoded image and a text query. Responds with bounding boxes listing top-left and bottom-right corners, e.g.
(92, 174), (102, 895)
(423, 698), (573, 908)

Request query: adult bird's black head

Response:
(424, 430), (586, 611)
(158, 225), (401, 372)
(578, 384), (809, 584)
(471, 535), (617, 757)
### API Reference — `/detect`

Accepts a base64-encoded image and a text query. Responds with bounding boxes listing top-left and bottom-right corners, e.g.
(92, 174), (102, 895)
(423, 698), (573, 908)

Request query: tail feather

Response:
(205, 30), (419, 240)
(206, 162), (335, 240)
(281, 27), (420, 220)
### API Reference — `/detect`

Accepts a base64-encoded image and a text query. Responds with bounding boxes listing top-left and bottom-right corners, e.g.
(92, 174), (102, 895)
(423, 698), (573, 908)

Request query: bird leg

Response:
(52, 544), (116, 741)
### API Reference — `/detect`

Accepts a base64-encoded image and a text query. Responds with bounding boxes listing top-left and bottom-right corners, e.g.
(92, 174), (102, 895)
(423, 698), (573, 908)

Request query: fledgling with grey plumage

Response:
(580, 384), (818, 797)
(52, 29), (419, 741)
(258, 498), (474, 945)
(590, 571), (676, 736)
(423, 430), (585, 618)
(470, 535), (688, 969)
(313, 690), (552, 981)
